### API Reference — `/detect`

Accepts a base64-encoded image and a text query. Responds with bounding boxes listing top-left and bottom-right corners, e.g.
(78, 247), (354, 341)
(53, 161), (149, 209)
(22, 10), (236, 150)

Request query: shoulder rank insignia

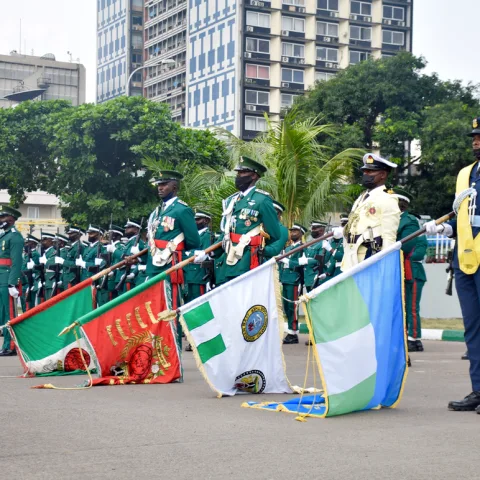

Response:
(255, 189), (271, 197)
(177, 199), (188, 206)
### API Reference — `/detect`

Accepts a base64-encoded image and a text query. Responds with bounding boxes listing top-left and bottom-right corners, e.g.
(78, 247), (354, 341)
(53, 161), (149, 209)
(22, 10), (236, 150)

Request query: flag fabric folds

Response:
(305, 242), (407, 417)
(9, 283), (96, 376)
(179, 259), (292, 397)
(77, 275), (181, 386)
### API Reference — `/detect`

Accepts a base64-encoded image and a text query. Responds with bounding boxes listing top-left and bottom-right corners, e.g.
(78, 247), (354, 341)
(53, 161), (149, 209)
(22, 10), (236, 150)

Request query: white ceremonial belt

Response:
(226, 225), (262, 266)
(152, 232), (185, 267)
(471, 215), (480, 227)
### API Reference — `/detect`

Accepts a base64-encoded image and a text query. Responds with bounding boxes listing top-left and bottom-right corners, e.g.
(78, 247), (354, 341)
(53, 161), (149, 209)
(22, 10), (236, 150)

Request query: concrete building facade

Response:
(0, 52), (86, 108)
(97, 0), (145, 103)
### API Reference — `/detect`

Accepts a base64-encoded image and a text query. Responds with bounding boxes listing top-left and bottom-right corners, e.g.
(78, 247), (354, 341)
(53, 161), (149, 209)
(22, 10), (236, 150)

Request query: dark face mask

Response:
(361, 174), (377, 190)
(125, 230), (136, 239)
(474, 149), (480, 160)
(235, 175), (254, 192)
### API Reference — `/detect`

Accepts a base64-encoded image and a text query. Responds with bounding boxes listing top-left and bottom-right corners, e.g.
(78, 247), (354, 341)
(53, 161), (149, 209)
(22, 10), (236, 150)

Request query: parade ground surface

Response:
(0, 338), (476, 480)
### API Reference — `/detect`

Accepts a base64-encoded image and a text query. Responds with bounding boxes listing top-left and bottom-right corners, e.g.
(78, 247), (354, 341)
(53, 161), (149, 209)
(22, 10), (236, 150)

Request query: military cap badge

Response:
(474, 118), (479, 129)
(366, 155), (374, 164)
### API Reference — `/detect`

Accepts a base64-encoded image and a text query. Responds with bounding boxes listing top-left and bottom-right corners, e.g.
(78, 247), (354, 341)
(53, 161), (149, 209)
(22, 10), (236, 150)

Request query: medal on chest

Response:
(1, 241), (4, 251)
(160, 216), (175, 232)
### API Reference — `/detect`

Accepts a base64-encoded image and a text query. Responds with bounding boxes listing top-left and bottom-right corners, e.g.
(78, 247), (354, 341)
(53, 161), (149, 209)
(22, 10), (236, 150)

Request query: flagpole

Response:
(275, 233), (334, 261)
(58, 241), (223, 336)
(400, 212), (454, 245)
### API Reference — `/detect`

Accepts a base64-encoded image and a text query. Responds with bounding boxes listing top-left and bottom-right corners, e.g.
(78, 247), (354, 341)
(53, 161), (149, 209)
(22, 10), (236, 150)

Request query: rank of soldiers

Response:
(0, 153), (429, 357)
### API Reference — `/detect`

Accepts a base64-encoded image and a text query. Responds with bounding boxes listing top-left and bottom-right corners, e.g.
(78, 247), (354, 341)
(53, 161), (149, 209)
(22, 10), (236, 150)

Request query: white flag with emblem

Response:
(179, 259), (292, 397)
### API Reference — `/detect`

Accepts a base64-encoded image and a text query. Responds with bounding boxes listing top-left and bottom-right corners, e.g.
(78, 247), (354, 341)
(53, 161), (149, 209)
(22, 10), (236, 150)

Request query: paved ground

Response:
(0, 338), (477, 480)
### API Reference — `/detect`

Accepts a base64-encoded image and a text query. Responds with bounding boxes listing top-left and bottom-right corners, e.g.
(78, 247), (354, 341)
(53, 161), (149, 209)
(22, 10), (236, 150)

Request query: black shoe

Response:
(407, 356), (411, 367)
(407, 340), (418, 352)
(415, 340), (424, 352)
(476, 405), (480, 415)
(0, 349), (16, 357)
(283, 334), (299, 345)
(448, 392), (480, 411)
(305, 339), (313, 346)
(185, 343), (193, 352)
(462, 351), (469, 360)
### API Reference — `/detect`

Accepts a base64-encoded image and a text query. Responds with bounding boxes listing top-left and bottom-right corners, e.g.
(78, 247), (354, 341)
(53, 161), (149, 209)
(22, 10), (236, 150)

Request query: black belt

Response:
(347, 234), (382, 246)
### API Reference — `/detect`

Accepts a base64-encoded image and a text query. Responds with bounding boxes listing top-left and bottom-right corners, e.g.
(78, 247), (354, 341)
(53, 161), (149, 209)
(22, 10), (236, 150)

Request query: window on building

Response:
(383, 6), (405, 21)
(245, 116), (267, 131)
(246, 11), (271, 28)
(246, 64), (270, 79)
(351, 1), (371, 16)
(281, 68), (304, 84)
(246, 38), (270, 54)
(316, 21), (339, 37)
(350, 26), (372, 41)
(350, 50), (370, 64)
(283, 0), (305, 6)
(281, 93), (299, 108)
(316, 47), (338, 62)
(132, 33), (143, 49)
(315, 71), (336, 82)
(317, 0), (338, 11)
(246, 90), (270, 106)
(282, 16), (305, 33)
(132, 15), (143, 26)
(27, 207), (40, 219)
(382, 30), (405, 45)
(282, 42), (305, 58)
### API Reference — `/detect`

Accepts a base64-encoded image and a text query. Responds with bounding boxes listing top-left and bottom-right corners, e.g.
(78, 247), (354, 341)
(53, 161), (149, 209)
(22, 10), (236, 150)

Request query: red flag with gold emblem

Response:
(80, 279), (181, 385)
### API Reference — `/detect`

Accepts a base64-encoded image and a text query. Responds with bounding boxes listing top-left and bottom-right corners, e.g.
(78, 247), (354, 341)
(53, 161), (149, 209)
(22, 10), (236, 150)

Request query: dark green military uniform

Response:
(116, 220), (145, 293)
(324, 237), (344, 279)
(133, 238), (148, 287)
(303, 221), (329, 291)
(21, 235), (40, 311)
(263, 200), (289, 261)
(60, 226), (86, 288)
(409, 233), (427, 340)
(37, 232), (57, 302)
(184, 220), (213, 303)
(47, 233), (70, 296)
(279, 228), (305, 338)
(0, 206), (24, 354)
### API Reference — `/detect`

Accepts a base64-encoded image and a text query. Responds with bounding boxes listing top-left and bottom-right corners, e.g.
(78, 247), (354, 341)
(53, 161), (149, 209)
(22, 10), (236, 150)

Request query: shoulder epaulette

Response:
(177, 199), (188, 206)
(11, 228), (16, 233)
(255, 189), (271, 197)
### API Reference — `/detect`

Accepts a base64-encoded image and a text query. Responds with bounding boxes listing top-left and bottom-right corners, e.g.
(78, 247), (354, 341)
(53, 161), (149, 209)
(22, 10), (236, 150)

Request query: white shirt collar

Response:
(89, 240), (99, 246)
(292, 240), (302, 247)
(112, 240), (120, 246)
(162, 196), (177, 210)
(45, 246), (53, 253)
(239, 186), (256, 197)
(198, 227), (208, 235)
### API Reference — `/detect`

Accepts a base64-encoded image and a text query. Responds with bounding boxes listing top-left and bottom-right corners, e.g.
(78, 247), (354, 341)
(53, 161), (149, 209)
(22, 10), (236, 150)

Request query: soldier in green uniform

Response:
(263, 200), (289, 261)
(136, 171), (200, 345)
(21, 234), (40, 311)
(46, 233), (70, 297)
(55, 226), (85, 289)
(391, 188), (422, 353)
(302, 220), (328, 292)
(217, 157), (281, 284)
(0, 206), (24, 356)
(323, 214), (348, 280)
(36, 232), (57, 302)
(279, 223), (306, 345)
(116, 219), (145, 293)
(104, 225), (125, 301)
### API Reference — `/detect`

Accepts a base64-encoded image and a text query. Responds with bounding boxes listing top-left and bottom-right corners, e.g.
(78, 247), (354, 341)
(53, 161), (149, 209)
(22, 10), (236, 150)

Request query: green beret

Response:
(234, 156), (267, 177)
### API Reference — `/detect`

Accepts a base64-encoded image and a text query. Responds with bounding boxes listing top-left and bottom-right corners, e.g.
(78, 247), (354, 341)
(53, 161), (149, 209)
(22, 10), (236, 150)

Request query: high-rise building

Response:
(143, 0), (188, 124)
(97, 0), (145, 103)
(0, 52), (86, 108)
(185, 0), (413, 138)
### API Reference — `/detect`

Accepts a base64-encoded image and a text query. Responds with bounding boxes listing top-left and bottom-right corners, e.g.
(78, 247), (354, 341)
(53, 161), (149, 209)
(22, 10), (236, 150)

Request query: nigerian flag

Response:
(180, 259), (292, 397)
(306, 242), (408, 417)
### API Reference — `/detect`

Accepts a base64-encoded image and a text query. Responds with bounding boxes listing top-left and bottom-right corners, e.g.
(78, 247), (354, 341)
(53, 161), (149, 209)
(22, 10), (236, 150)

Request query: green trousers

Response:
(405, 279), (425, 339)
(0, 288), (14, 351)
(282, 283), (299, 334)
(184, 283), (206, 304)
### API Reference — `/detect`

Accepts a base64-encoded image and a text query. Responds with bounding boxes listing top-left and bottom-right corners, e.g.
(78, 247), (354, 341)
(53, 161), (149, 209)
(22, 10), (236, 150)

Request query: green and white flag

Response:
(179, 259), (292, 397)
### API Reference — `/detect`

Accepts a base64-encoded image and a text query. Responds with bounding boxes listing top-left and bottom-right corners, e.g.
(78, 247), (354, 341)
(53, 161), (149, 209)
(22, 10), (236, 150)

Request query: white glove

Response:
(194, 250), (208, 264)
(298, 255), (308, 266)
(127, 273), (135, 280)
(55, 256), (65, 265)
(75, 257), (86, 268)
(322, 240), (332, 252)
(138, 264), (147, 271)
(95, 258), (103, 266)
(8, 286), (19, 298)
(279, 258), (289, 267)
(57, 281), (63, 287)
(108, 271), (114, 278)
(106, 244), (115, 253)
(37, 280), (43, 289)
(130, 245), (140, 255)
(424, 220), (453, 237)
(39, 255), (47, 265)
(332, 227), (344, 240)
(27, 260), (35, 270)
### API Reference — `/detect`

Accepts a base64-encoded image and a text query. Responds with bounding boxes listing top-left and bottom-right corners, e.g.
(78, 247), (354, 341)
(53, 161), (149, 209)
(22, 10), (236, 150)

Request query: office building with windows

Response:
(185, 0), (413, 138)
(97, 0), (144, 103)
(0, 52), (86, 108)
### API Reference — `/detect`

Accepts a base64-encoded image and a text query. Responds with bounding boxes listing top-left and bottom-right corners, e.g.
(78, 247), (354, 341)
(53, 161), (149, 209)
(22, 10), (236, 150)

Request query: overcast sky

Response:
(0, 0), (478, 103)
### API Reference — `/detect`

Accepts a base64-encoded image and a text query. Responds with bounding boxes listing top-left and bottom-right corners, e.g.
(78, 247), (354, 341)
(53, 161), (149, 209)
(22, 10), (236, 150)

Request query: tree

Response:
(45, 96), (228, 226)
(0, 100), (72, 206)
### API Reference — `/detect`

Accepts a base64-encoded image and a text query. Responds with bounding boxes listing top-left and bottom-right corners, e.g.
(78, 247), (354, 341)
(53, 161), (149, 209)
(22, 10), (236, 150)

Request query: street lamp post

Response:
(125, 58), (175, 97)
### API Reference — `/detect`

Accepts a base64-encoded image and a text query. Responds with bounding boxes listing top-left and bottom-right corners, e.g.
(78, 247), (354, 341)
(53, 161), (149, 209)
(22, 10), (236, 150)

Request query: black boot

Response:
(448, 392), (480, 411)
(0, 349), (16, 357)
(185, 343), (193, 352)
(462, 351), (469, 360)
(415, 340), (424, 352)
(283, 334), (299, 345)
(407, 340), (418, 352)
